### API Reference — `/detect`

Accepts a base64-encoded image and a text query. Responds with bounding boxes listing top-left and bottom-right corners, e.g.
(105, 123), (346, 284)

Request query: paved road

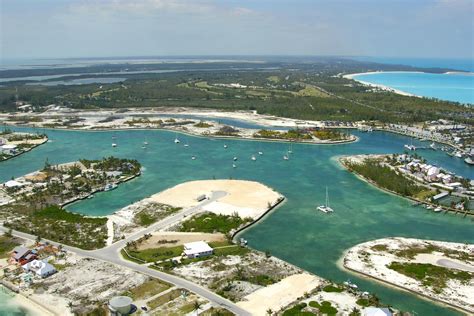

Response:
(0, 191), (251, 316)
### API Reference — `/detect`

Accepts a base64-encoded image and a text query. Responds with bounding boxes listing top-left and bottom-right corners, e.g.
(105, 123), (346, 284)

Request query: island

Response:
(0, 129), (48, 162)
(342, 237), (473, 314)
(339, 154), (474, 215)
(1, 110), (358, 145)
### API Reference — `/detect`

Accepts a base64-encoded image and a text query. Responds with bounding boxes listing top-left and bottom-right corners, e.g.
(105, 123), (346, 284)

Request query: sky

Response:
(0, 0), (473, 60)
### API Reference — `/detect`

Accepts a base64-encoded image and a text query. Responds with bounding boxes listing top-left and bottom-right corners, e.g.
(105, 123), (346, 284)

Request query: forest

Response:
(0, 58), (472, 124)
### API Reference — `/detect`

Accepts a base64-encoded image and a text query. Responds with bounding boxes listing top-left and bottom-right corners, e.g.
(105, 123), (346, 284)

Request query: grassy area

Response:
(308, 301), (338, 315)
(0, 235), (20, 258)
(134, 204), (181, 227)
(313, 130), (348, 141)
(253, 129), (312, 140)
(5, 205), (108, 250)
(388, 262), (472, 292)
(194, 121), (213, 128)
(322, 284), (344, 293)
(200, 307), (234, 316)
(393, 244), (472, 262)
(282, 303), (314, 316)
(125, 245), (183, 263)
(147, 289), (183, 310)
(345, 158), (433, 198)
(123, 279), (171, 300)
(294, 84), (329, 97)
(179, 212), (252, 234)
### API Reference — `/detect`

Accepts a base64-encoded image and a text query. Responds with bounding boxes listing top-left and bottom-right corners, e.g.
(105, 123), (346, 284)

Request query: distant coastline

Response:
(344, 71), (474, 104)
(343, 71), (420, 97)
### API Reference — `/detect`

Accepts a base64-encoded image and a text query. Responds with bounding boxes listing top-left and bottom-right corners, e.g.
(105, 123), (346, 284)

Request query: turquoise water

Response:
(0, 286), (28, 316)
(353, 71), (474, 105)
(0, 127), (473, 315)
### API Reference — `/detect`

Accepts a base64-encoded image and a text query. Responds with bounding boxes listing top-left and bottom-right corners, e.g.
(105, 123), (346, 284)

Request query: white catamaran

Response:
(317, 187), (334, 213)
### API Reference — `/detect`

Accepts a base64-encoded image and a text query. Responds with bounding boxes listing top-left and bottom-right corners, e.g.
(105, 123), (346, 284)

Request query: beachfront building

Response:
(1, 144), (18, 155)
(183, 241), (213, 259)
(22, 259), (57, 278)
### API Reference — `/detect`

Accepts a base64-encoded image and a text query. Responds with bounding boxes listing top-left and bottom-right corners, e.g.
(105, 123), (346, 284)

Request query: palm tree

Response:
(266, 308), (273, 315)
(193, 301), (202, 315)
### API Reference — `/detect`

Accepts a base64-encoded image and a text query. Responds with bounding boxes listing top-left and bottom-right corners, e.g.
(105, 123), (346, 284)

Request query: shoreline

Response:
(343, 72), (419, 97)
(337, 155), (473, 217)
(3, 121), (358, 146)
(338, 238), (474, 315)
(0, 137), (48, 162)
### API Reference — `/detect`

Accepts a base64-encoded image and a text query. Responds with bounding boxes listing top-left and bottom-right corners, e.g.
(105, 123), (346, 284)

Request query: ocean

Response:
(350, 57), (474, 105)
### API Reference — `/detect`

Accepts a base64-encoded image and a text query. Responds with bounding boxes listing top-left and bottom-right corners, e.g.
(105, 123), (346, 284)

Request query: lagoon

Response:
(0, 126), (472, 315)
(353, 71), (474, 105)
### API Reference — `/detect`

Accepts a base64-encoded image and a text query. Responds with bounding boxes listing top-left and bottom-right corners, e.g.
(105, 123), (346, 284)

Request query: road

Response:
(0, 190), (252, 316)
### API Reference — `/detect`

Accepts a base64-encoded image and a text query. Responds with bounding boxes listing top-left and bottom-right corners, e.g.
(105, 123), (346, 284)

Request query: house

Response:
(11, 246), (36, 265)
(4, 180), (25, 188)
(183, 241), (213, 259)
(426, 166), (440, 182)
(1, 144), (17, 155)
(362, 307), (392, 316)
(22, 259), (56, 278)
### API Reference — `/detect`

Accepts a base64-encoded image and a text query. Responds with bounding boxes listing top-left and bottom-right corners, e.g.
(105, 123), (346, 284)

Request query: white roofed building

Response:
(22, 259), (56, 278)
(183, 241), (213, 259)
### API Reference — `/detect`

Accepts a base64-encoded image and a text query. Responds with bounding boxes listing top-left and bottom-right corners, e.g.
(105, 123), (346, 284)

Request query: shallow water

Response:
(0, 126), (472, 315)
(353, 71), (474, 105)
(0, 286), (28, 316)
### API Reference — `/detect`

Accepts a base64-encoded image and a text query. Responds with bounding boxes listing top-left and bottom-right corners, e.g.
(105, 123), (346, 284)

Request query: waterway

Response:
(0, 125), (472, 315)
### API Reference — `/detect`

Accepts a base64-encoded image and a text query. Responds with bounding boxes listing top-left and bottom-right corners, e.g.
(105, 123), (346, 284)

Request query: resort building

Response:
(183, 241), (214, 259)
(22, 259), (57, 278)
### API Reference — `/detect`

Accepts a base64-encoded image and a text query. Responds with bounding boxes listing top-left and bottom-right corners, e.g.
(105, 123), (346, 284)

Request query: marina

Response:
(0, 125), (472, 315)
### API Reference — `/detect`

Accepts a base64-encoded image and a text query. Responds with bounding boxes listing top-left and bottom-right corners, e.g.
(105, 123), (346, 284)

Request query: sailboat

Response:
(288, 143), (293, 154)
(283, 155), (289, 160)
(224, 144), (228, 149)
(112, 143), (117, 148)
(430, 142), (436, 150)
(251, 155), (257, 161)
(232, 163), (237, 168)
(317, 187), (334, 213)
(174, 132), (180, 144)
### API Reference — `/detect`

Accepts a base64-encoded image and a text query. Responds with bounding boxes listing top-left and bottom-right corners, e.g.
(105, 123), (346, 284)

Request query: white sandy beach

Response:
(343, 72), (419, 97)
(236, 273), (323, 315)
